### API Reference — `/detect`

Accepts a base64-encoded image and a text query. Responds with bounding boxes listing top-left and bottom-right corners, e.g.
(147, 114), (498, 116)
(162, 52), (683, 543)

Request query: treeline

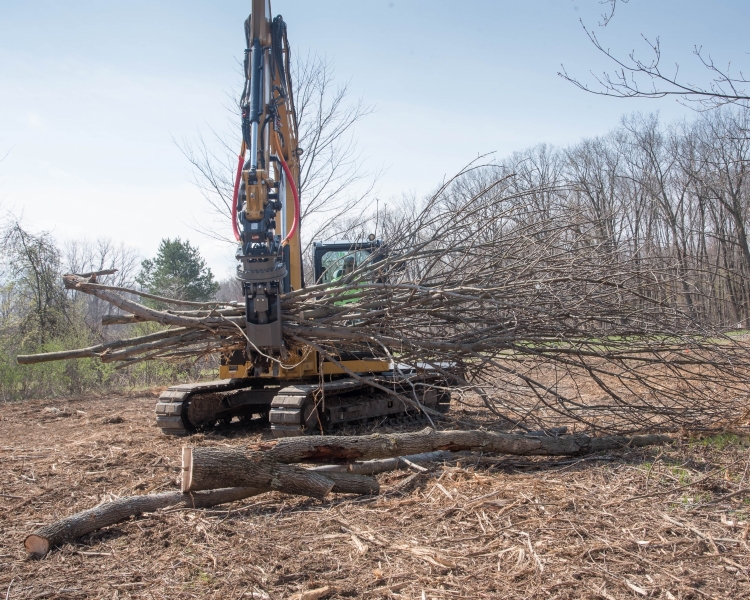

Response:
(375, 108), (750, 328)
(501, 109), (750, 327)
(0, 228), (224, 401)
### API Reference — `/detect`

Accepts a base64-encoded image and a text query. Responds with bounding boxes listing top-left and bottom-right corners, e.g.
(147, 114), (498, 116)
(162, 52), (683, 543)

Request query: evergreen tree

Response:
(136, 238), (219, 302)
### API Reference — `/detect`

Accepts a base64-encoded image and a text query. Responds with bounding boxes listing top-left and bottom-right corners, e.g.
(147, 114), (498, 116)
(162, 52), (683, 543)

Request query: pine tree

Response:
(136, 238), (219, 302)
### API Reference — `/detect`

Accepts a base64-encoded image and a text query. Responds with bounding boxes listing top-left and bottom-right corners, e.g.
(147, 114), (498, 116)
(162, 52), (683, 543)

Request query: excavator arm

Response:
(234, 0), (302, 364)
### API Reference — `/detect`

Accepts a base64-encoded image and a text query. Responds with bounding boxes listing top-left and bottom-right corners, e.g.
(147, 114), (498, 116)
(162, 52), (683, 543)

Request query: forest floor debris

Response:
(2, 392), (750, 598)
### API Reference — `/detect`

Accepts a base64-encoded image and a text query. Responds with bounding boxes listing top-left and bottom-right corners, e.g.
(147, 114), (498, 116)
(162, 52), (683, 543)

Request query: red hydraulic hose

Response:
(273, 132), (300, 247)
(230, 143), (246, 242)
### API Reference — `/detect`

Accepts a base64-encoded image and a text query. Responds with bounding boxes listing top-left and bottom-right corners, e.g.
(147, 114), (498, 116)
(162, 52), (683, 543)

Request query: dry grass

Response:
(1, 393), (750, 599)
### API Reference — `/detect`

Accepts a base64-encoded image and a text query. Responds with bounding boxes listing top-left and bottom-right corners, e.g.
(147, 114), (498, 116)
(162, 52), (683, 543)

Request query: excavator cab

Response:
(312, 239), (383, 284)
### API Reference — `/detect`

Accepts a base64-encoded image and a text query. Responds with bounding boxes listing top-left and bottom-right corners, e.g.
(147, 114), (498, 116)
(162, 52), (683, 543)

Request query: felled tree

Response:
(17, 166), (750, 434)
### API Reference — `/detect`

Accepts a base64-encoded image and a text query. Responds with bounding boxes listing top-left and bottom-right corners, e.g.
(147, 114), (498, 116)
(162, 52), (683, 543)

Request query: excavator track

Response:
(156, 373), (451, 437)
(155, 379), (281, 435)
(269, 374), (451, 437)
(269, 379), (368, 437)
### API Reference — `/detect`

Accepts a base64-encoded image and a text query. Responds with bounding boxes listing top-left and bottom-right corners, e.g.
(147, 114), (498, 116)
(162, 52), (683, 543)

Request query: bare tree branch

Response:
(560, 19), (750, 110)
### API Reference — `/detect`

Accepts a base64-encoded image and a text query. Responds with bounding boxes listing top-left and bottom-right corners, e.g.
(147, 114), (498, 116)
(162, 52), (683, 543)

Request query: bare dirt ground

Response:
(1, 393), (750, 599)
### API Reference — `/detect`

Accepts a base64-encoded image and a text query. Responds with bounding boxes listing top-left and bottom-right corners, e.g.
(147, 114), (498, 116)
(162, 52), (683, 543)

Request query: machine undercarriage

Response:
(155, 371), (452, 437)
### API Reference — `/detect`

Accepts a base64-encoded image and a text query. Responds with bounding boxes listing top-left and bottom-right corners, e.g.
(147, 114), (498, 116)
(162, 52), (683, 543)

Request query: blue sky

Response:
(1, 0), (748, 277)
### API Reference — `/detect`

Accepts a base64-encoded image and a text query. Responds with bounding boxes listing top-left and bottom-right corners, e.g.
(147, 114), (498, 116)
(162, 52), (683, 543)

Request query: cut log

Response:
(183, 446), (379, 496)
(181, 446), (333, 496)
(182, 431), (669, 495)
(24, 487), (261, 557)
(25, 463), (381, 558)
(26, 430), (670, 559)
(265, 427), (673, 464)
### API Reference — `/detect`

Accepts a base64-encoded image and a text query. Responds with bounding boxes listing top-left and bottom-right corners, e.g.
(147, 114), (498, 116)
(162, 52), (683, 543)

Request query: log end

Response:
(24, 534), (50, 557)
(181, 446), (193, 492)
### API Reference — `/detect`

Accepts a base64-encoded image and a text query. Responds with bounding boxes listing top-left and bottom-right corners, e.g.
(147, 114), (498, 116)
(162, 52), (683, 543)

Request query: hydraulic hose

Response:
(231, 141), (246, 242)
(272, 131), (299, 248)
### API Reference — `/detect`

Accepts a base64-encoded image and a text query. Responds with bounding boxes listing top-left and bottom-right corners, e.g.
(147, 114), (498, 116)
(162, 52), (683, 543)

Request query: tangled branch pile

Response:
(18, 167), (750, 433)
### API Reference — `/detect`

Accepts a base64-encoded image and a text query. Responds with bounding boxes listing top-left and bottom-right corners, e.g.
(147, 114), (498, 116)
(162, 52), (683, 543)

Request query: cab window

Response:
(318, 250), (372, 284)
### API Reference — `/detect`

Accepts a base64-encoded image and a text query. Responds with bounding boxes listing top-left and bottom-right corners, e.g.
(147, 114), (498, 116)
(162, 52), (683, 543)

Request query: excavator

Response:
(155, 0), (452, 437)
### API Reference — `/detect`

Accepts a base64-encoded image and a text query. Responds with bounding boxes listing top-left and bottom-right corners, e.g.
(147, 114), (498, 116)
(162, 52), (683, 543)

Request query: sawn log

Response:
(182, 429), (670, 493)
(181, 447), (379, 495)
(263, 427), (673, 464)
(25, 464), (382, 558)
(24, 487), (262, 557)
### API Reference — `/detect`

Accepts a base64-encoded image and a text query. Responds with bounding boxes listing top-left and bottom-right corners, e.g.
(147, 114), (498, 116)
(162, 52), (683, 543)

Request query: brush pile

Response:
(18, 168), (750, 433)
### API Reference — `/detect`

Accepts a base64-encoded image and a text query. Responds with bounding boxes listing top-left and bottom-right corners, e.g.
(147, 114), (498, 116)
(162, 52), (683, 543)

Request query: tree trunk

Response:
(263, 427), (672, 464)
(182, 430), (670, 493)
(26, 432), (670, 559)
(26, 452), (438, 557)
(25, 487), (262, 557)
(25, 464), (385, 558)
(181, 447), (378, 496)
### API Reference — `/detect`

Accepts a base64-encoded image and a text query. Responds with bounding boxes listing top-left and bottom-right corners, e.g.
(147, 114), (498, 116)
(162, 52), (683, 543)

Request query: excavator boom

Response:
(235, 0), (301, 361)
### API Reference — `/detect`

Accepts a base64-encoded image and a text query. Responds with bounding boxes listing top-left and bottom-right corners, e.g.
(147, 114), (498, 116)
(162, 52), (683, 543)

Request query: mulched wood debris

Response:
(1, 393), (749, 599)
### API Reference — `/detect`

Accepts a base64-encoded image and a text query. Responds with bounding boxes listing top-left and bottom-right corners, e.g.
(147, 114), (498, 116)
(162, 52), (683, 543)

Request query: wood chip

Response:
(294, 586), (332, 600)
(625, 580), (648, 596)
(350, 534), (368, 555)
(369, 581), (409, 596)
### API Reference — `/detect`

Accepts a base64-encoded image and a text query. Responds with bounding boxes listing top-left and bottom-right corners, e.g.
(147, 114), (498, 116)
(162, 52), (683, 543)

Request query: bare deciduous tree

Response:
(179, 53), (378, 256)
(1, 222), (67, 345)
(560, 2), (749, 109)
